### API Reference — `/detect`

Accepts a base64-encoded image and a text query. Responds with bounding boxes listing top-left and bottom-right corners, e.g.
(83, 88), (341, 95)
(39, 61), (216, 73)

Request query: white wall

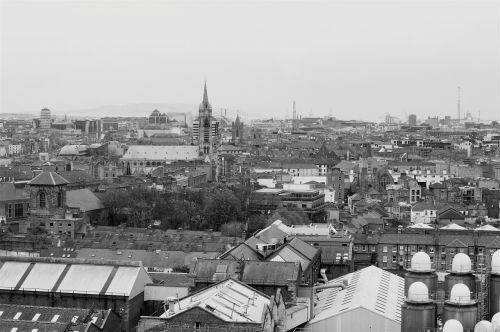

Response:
(306, 307), (400, 332)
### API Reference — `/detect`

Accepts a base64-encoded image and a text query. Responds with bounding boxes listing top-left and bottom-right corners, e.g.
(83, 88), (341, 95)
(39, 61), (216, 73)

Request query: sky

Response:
(0, 0), (499, 121)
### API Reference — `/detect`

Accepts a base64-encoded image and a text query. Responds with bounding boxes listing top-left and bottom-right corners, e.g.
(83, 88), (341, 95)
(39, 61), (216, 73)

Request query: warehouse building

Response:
(304, 265), (405, 332)
(0, 256), (152, 331)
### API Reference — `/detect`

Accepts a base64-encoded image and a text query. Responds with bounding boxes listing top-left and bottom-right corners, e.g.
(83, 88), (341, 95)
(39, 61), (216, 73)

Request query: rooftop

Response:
(28, 172), (69, 186)
(309, 265), (404, 325)
(160, 278), (270, 323)
(0, 256), (152, 298)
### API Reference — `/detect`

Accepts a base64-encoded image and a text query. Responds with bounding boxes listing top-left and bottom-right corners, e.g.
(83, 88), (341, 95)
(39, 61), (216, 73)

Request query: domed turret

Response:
(474, 320), (493, 332)
(401, 281), (437, 332)
(491, 312), (500, 330)
(450, 283), (471, 304)
(411, 252), (432, 271)
(405, 251), (438, 299)
(492, 250), (500, 275)
(408, 282), (430, 302)
(452, 253), (472, 273)
(443, 319), (464, 332)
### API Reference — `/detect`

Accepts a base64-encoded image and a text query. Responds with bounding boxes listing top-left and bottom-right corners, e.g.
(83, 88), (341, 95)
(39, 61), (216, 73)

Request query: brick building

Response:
(138, 278), (286, 332)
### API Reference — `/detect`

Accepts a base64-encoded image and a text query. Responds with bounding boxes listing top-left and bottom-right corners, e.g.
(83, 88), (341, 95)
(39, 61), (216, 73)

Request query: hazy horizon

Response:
(1, 0), (499, 121)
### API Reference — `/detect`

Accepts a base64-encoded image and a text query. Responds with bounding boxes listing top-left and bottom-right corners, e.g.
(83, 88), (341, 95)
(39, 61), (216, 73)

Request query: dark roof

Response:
(148, 272), (192, 287)
(379, 233), (435, 245)
(0, 304), (104, 332)
(57, 170), (99, 185)
(0, 165), (33, 181)
(66, 188), (104, 212)
(190, 258), (300, 285)
(0, 182), (29, 201)
(219, 242), (262, 261)
(287, 237), (320, 261)
(438, 234), (474, 247)
(437, 206), (465, 221)
(28, 172), (69, 186)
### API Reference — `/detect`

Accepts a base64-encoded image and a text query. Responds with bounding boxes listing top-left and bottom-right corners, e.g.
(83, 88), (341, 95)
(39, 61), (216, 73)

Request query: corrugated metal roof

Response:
(309, 265), (404, 326)
(160, 279), (270, 323)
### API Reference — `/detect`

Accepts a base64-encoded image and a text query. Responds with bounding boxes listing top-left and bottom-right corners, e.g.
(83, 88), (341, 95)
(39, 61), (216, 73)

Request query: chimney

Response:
(167, 297), (177, 315)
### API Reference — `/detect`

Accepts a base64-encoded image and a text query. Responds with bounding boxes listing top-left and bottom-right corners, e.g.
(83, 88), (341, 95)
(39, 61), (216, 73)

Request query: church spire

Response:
(199, 81), (212, 112)
(203, 81), (209, 105)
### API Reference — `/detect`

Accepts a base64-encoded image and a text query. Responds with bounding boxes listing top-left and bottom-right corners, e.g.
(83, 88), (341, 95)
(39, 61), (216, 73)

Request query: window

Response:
(392, 245), (397, 253)
(429, 247), (435, 254)
(49, 222), (54, 227)
(392, 256), (397, 263)
(383, 246), (388, 253)
(382, 256), (388, 263)
(57, 192), (63, 208)
(14, 203), (23, 218)
(39, 192), (46, 208)
(7, 204), (12, 218)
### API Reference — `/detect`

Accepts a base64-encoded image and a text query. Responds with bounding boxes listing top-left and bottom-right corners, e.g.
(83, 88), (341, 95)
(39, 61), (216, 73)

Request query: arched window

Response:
(57, 192), (63, 207)
(39, 192), (46, 208)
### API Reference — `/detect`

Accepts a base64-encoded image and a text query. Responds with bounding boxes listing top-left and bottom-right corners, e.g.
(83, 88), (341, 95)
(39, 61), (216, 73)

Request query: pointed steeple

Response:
(199, 81), (212, 112)
(203, 81), (209, 104)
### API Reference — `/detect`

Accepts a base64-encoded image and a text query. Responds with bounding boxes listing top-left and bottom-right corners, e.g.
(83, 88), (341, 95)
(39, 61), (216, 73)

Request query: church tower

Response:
(193, 82), (219, 158)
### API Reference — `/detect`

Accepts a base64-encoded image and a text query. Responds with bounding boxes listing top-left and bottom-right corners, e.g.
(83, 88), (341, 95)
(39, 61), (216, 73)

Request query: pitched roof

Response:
(160, 278), (270, 323)
(65, 188), (104, 212)
(57, 170), (99, 185)
(0, 182), (29, 201)
(440, 223), (466, 230)
(190, 258), (300, 285)
(0, 257), (152, 299)
(28, 172), (69, 186)
(308, 265), (404, 326)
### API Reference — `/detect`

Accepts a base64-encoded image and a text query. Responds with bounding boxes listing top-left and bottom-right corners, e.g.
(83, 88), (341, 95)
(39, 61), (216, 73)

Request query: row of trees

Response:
(101, 184), (266, 236)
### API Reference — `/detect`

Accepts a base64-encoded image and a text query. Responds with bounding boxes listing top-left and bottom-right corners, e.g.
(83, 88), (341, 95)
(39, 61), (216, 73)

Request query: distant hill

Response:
(56, 103), (198, 119)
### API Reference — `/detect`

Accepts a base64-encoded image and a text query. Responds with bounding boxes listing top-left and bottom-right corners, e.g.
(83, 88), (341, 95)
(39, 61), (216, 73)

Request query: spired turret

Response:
(401, 282), (437, 332)
(443, 283), (478, 332)
(405, 252), (438, 298)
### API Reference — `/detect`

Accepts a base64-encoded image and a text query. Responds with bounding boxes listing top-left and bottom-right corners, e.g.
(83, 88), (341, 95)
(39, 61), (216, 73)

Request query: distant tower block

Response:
(40, 107), (51, 129)
(409, 114), (417, 127)
(457, 86), (461, 121)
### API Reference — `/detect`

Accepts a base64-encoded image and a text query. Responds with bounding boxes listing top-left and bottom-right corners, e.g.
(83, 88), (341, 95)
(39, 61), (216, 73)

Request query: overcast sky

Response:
(1, 0), (499, 121)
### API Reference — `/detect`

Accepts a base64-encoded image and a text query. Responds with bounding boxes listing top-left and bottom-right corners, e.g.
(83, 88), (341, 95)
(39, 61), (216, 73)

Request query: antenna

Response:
(457, 86), (461, 121)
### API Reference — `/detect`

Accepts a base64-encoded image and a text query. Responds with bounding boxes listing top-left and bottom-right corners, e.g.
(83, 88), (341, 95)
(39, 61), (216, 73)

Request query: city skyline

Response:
(1, 0), (499, 121)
